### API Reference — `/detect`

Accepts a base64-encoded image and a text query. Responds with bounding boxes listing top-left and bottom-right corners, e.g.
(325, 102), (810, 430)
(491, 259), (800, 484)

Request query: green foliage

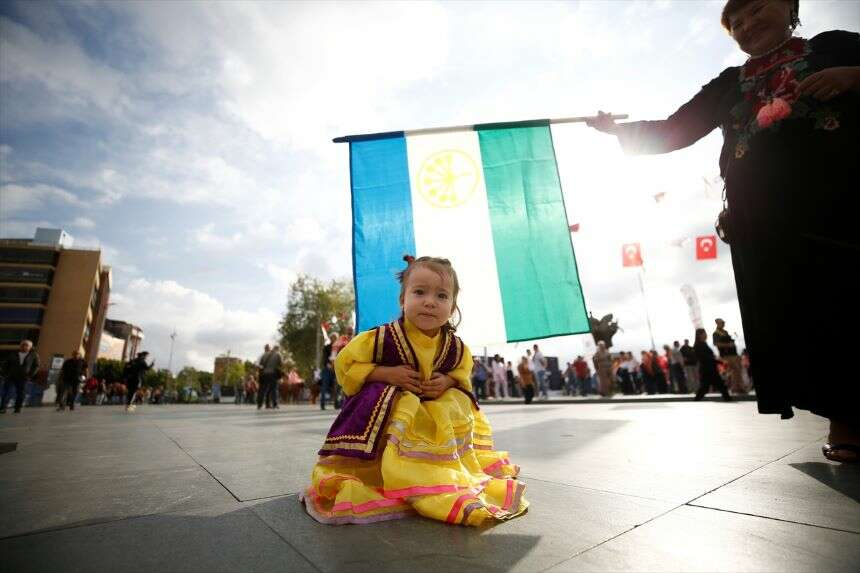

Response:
(95, 358), (124, 383)
(176, 366), (199, 390)
(225, 360), (244, 387)
(279, 274), (354, 380)
(143, 368), (172, 388)
(197, 371), (213, 393)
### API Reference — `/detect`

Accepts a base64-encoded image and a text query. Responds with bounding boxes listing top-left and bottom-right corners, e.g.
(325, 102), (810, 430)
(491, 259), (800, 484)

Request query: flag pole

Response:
(333, 113), (629, 143)
(637, 267), (657, 351)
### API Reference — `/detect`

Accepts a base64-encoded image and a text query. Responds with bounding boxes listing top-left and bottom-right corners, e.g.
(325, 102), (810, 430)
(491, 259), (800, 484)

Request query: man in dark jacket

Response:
(124, 351), (153, 412)
(58, 350), (88, 411)
(1, 340), (41, 413)
(319, 360), (338, 411)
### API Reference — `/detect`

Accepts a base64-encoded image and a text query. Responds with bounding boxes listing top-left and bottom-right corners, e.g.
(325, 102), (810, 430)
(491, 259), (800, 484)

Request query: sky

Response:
(1, 0), (857, 372)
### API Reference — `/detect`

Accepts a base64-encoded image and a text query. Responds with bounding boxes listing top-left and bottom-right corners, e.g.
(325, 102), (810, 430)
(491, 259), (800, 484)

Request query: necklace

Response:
(746, 35), (795, 62)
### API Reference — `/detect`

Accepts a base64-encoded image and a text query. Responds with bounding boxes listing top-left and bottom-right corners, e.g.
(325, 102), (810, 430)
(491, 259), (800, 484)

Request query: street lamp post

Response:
(167, 329), (177, 374)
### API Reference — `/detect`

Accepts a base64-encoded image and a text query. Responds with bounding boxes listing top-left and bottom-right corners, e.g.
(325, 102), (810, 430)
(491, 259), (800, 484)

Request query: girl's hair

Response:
(721, 0), (800, 32)
(695, 327), (707, 339)
(396, 254), (461, 331)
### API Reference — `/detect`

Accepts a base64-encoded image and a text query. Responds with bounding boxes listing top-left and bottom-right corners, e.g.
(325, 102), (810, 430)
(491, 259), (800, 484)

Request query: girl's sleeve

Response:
(334, 330), (378, 397)
(448, 344), (475, 393)
(614, 67), (737, 155)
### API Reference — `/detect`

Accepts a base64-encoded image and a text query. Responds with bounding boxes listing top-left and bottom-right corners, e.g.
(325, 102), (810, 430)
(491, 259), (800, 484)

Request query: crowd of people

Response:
(0, 319), (749, 414)
(469, 318), (751, 404)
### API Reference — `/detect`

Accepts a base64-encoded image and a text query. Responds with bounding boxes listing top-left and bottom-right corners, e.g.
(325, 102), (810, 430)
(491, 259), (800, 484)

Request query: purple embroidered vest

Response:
(318, 318), (474, 460)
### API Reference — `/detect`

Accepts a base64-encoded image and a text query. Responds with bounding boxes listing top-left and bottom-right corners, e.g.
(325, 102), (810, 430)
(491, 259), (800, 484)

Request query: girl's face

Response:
(401, 265), (455, 336)
(728, 0), (792, 57)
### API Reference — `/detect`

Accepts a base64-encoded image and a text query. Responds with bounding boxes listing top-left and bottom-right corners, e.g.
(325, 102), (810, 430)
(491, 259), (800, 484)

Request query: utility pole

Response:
(637, 269), (657, 351)
(168, 329), (177, 374)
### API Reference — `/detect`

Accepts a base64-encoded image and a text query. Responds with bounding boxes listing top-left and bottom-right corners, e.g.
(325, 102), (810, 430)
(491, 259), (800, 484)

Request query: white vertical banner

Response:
(680, 284), (704, 331)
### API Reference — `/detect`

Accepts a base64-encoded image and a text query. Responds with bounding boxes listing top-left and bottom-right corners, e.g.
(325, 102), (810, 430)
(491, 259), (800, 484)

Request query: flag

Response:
(696, 235), (718, 260)
(569, 223), (580, 233)
(680, 284), (704, 330)
(345, 121), (589, 345)
(703, 175), (722, 200)
(622, 242), (643, 267)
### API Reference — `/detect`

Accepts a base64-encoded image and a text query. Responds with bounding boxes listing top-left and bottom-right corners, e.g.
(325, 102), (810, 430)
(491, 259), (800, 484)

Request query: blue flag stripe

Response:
(350, 135), (414, 333)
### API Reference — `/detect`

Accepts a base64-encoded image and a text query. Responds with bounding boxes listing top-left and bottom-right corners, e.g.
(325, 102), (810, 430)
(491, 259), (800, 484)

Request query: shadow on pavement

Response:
(2, 496), (541, 573)
(789, 462), (860, 503)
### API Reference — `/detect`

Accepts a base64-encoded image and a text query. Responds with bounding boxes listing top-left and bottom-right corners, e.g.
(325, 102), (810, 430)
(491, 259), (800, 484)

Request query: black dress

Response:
(616, 31), (860, 421)
(694, 340), (730, 400)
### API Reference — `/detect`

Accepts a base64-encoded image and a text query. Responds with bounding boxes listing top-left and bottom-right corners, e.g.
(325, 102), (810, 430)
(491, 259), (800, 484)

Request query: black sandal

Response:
(822, 443), (860, 463)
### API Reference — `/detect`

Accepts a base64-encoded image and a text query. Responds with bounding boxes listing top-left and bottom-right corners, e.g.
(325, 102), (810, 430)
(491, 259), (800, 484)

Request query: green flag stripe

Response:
(477, 125), (590, 342)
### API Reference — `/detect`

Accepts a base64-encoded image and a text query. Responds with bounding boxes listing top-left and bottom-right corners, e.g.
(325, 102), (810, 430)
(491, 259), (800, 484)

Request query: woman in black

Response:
(588, 0), (859, 462)
(693, 329), (732, 402)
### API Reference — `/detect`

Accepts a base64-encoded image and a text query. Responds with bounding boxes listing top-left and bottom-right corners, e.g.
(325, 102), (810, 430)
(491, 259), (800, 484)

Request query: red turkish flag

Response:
(696, 235), (718, 260)
(622, 243), (643, 267)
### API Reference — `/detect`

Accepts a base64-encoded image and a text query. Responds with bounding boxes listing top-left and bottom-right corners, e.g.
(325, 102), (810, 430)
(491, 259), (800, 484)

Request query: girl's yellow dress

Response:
(302, 319), (528, 526)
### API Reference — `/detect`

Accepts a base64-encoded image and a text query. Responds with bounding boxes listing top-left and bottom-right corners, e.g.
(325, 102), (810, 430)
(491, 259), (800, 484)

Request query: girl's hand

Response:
(369, 365), (422, 394)
(585, 110), (619, 134)
(795, 67), (860, 101)
(420, 372), (456, 399)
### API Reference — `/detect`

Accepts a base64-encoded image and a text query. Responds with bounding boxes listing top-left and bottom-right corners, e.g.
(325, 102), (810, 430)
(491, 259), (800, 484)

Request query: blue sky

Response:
(2, 1), (857, 371)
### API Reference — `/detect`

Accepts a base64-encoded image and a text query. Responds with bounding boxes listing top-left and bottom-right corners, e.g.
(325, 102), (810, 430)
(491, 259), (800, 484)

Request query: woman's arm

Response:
(587, 67), (737, 155)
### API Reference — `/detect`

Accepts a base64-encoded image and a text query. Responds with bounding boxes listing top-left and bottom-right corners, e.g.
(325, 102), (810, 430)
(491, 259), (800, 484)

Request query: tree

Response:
(279, 274), (354, 380)
(197, 371), (213, 394)
(176, 367), (199, 390)
(95, 358), (124, 383)
(224, 360), (244, 388)
(144, 368), (172, 388)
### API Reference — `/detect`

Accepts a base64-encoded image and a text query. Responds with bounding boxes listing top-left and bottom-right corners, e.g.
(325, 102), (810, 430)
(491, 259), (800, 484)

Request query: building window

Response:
(0, 286), (50, 304)
(0, 267), (53, 285)
(0, 328), (40, 345)
(0, 307), (44, 325)
(0, 248), (58, 265)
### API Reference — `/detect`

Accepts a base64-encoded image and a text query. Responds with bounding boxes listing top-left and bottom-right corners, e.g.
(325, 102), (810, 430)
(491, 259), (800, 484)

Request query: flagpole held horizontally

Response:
(333, 114), (629, 143)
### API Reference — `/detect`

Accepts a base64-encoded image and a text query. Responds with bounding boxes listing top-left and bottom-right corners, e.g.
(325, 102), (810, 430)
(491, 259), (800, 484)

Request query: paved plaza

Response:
(1, 398), (858, 572)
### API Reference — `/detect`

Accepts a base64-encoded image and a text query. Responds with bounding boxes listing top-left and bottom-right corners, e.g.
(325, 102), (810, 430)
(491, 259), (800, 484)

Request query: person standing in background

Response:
(58, 350), (87, 411)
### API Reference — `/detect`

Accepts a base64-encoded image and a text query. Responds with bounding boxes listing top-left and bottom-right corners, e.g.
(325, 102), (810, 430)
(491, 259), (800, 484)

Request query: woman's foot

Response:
(823, 420), (860, 463)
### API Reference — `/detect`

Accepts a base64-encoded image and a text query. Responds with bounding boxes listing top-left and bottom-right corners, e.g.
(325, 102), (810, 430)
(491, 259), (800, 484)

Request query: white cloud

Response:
(0, 16), (129, 121)
(71, 216), (95, 229)
(190, 222), (244, 250)
(110, 278), (280, 371)
(261, 263), (298, 288)
(0, 183), (80, 214)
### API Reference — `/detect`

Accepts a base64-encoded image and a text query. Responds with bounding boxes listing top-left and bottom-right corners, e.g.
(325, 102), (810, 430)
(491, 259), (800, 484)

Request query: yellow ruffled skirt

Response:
(302, 388), (528, 526)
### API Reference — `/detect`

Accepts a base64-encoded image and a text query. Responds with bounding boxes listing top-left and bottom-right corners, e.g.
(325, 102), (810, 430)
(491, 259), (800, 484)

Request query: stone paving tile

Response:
(251, 480), (674, 573)
(546, 505), (860, 573)
(489, 403), (827, 503)
(691, 442), (860, 533)
(0, 402), (853, 572)
(0, 501), (316, 573)
(0, 466), (236, 539)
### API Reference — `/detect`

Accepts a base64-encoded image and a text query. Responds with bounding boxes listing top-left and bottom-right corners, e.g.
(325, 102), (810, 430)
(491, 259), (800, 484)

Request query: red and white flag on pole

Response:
(622, 243), (643, 267)
(696, 235), (718, 260)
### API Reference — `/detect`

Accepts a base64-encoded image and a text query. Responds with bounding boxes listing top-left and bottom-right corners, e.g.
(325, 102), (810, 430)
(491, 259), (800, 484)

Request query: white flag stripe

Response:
(405, 131), (507, 347)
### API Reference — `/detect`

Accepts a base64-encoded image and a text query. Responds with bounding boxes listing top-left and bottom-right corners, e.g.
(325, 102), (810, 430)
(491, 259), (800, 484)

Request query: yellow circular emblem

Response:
(416, 149), (479, 208)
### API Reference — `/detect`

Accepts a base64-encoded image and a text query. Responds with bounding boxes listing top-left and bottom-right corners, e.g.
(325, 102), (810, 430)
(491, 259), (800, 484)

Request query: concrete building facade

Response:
(101, 319), (144, 363)
(0, 228), (110, 373)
